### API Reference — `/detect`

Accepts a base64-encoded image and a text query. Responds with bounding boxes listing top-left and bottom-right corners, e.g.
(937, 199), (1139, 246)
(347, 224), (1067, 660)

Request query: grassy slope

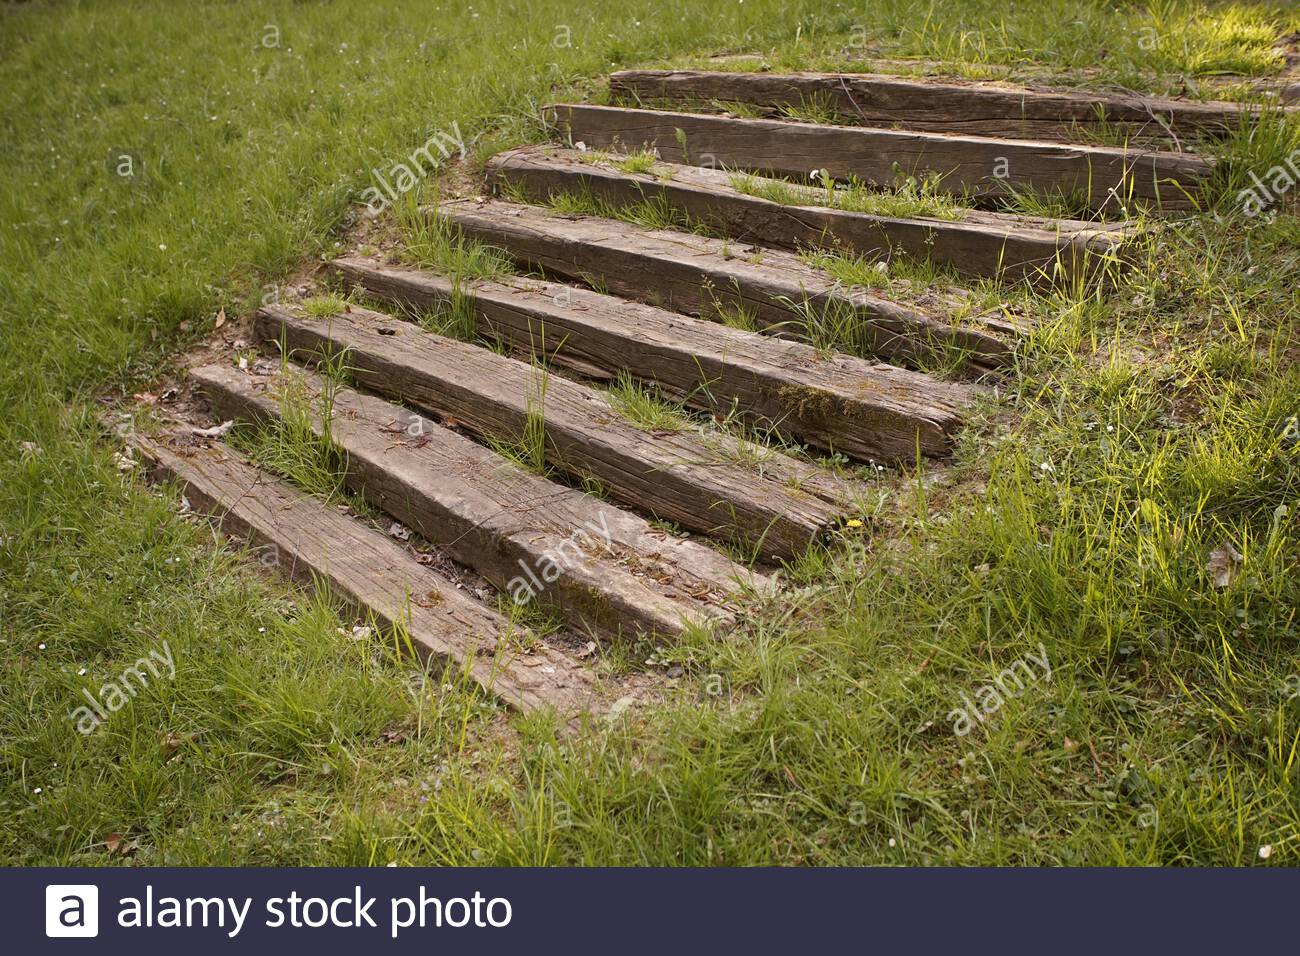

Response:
(1, 0), (1298, 864)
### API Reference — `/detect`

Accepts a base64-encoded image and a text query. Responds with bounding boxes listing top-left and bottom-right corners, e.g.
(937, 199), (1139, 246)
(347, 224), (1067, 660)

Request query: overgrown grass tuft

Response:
(730, 170), (970, 221)
(607, 372), (690, 432)
(229, 356), (348, 501)
(301, 294), (349, 319)
(397, 199), (514, 281)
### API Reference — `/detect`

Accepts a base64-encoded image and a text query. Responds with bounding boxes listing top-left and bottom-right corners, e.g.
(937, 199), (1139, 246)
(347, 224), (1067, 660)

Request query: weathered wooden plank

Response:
(486, 146), (1132, 281)
(549, 104), (1209, 211)
(421, 199), (1020, 367)
(131, 431), (598, 717)
(328, 253), (977, 463)
(254, 303), (860, 560)
(609, 69), (1276, 144)
(190, 362), (762, 640)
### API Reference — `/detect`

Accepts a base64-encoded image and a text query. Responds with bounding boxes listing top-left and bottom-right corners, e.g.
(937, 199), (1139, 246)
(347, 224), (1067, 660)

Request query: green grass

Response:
(777, 91), (843, 126)
(3, 0), (1300, 867)
(713, 99), (766, 119)
(606, 372), (691, 432)
(799, 247), (895, 290)
(300, 294), (350, 319)
(397, 201), (514, 281)
(614, 149), (660, 175)
(1207, 107), (1300, 211)
(730, 170), (971, 221)
(486, 359), (553, 476)
(228, 354), (349, 501)
(540, 184), (700, 232)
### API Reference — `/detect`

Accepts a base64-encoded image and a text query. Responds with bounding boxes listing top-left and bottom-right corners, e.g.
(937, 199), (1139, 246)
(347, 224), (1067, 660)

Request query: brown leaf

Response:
(190, 420), (234, 439)
(1207, 543), (1243, 588)
(104, 832), (137, 856)
(214, 308), (226, 330)
(380, 725), (408, 744)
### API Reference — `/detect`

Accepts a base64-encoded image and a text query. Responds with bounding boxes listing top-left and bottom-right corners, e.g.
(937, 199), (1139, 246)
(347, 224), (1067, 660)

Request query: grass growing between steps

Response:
(227, 356), (349, 502)
(729, 170), (971, 221)
(397, 201), (515, 282)
(2, 0), (1299, 867)
(606, 373), (691, 433)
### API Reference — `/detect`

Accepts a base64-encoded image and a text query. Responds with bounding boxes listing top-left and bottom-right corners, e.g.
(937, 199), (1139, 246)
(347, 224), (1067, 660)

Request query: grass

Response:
(3, 0), (1300, 867)
(777, 91), (843, 125)
(539, 183), (700, 232)
(229, 352), (348, 501)
(799, 247), (895, 290)
(614, 149), (660, 175)
(300, 294), (350, 319)
(606, 372), (690, 432)
(1207, 107), (1300, 211)
(397, 200), (514, 281)
(487, 357), (553, 476)
(729, 170), (971, 221)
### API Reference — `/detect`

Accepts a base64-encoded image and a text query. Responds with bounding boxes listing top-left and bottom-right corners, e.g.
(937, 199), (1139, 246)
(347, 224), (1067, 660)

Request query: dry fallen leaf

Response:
(388, 522), (411, 541)
(214, 308), (226, 330)
(576, 641), (598, 659)
(605, 696), (636, 721)
(190, 420), (234, 439)
(1207, 543), (1243, 588)
(160, 730), (197, 760)
(104, 832), (137, 856)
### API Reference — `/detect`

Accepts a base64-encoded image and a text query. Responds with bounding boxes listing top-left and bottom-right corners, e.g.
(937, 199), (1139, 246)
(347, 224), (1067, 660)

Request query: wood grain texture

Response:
(190, 362), (762, 640)
(609, 69), (1275, 143)
(253, 304), (861, 560)
(131, 432), (598, 717)
(550, 104), (1209, 211)
(329, 252), (978, 462)
(486, 146), (1133, 281)
(424, 199), (1019, 368)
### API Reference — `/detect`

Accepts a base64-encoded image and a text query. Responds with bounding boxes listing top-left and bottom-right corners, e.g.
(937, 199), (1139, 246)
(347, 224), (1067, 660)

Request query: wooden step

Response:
(191, 362), (763, 639)
(423, 199), (1019, 368)
(329, 253), (978, 460)
(486, 146), (1132, 281)
(549, 103), (1209, 211)
(609, 69), (1274, 144)
(254, 303), (860, 560)
(131, 431), (598, 717)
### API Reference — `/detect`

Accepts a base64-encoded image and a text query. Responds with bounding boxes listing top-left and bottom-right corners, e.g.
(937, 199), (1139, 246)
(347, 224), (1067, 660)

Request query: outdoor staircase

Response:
(133, 67), (1261, 721)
